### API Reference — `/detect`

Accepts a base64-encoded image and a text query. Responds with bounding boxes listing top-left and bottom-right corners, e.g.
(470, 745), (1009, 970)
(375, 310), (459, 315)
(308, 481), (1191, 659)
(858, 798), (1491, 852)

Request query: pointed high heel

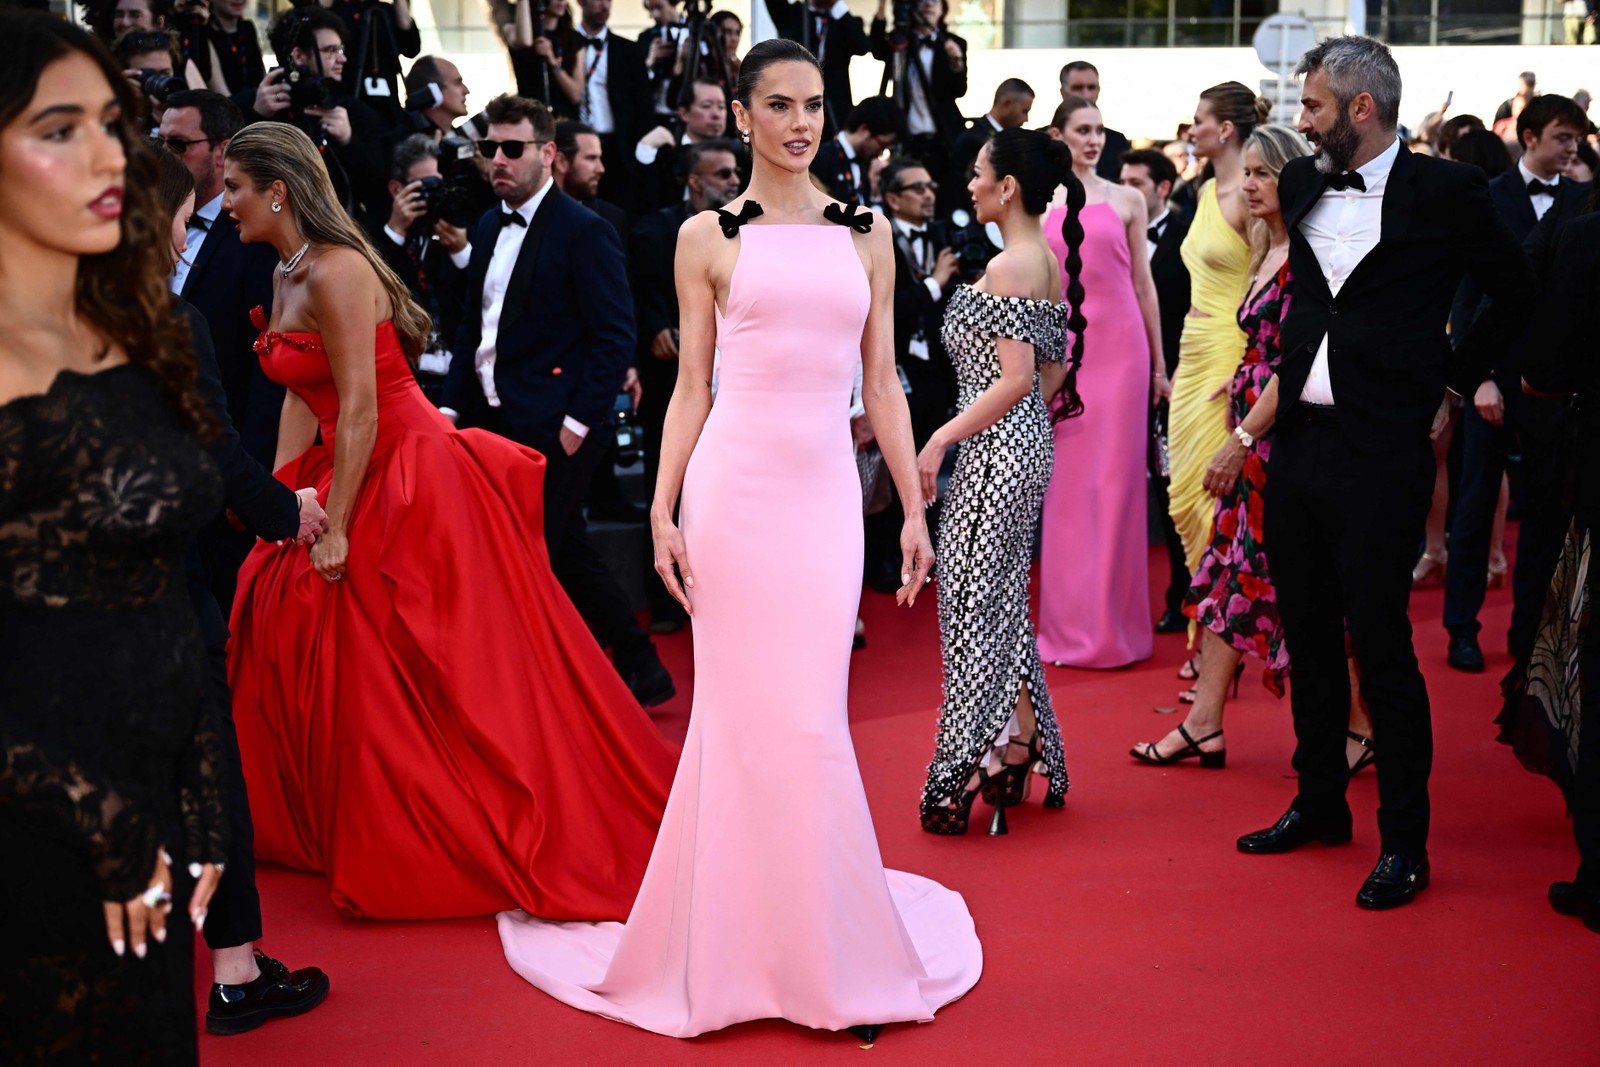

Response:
(1130, 723), (1226, 768)
(847, 1024), (885, 1045)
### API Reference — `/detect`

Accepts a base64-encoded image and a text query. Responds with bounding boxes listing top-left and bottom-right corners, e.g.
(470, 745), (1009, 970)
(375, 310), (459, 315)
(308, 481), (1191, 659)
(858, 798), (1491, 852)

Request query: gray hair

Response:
(390, 133), (440, 184)
(1295, 35), (1402, 131)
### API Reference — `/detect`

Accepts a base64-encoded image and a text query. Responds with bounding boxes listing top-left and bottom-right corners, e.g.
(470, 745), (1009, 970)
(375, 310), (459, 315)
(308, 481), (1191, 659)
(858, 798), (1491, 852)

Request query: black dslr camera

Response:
(138, 69), (187, 104)
(408, 133), (480, 234)
(286, 65), (337, 111)
(935, 213), (995, 284)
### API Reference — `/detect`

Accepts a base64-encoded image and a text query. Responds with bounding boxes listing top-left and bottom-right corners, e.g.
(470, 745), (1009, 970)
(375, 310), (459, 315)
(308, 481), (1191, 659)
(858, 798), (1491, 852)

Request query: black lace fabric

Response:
(0, 364), (224, 1064)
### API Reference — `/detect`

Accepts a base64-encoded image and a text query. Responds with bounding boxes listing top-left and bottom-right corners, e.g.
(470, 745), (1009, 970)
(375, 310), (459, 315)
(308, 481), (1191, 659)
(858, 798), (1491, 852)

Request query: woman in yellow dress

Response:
(1166, 81), (1267, 689)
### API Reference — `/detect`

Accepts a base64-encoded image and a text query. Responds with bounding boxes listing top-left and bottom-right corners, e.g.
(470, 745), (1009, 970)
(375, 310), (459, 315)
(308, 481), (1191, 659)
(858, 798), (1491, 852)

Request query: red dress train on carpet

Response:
(229, 312), (678, 921)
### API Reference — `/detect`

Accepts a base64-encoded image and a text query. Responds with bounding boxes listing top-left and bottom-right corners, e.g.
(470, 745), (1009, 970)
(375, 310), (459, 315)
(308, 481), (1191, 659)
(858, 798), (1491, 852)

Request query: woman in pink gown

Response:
(496, 41), (978, 1042)
(1036, 97), (1166, 668)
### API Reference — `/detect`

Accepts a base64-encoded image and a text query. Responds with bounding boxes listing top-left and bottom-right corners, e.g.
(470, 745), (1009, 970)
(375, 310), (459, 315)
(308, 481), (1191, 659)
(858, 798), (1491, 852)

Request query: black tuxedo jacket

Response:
(1098, 126), (1132, 182)
(446, 188), (635, 450)
(889, 222), (952, 365)
(949, 117), (996, 185)
(764, 0), (871, 133)
(596, 31), (653, 151)
(1149, 209), (1191, 377)
(811, 138), (869, 204)
(630, 201), (691, 423)
(1275, 146), (1539, 450)
(867, 22), (967, 141)
(179, 214), (283, 467)
(180, 298), (298, 649)
(372, 226), (467, 356)
(1522, 212), (1600, 524)
(579, 195), (630, 249)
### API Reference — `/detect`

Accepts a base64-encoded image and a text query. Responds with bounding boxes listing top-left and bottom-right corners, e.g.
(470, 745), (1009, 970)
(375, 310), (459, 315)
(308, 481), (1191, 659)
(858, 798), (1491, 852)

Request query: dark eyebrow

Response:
(27, 98), (119, 125)
(764, 93), (825, 104)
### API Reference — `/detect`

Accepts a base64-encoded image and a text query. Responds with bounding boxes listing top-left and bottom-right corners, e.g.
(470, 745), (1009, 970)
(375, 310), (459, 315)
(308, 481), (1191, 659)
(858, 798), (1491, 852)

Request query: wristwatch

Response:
(1233, 425), (1254, 449)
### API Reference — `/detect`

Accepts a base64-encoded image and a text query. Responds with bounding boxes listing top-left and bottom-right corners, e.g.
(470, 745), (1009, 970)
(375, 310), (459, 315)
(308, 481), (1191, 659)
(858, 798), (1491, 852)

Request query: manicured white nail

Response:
(153, 925), (167, 943)
(902, 573), (911, 585)
(133, 941), (147, 958)
(188, 862), (203, 879)
(194, 909), (207, 933)
(113, 939), (126, 957)
(684, 576), (694, 588)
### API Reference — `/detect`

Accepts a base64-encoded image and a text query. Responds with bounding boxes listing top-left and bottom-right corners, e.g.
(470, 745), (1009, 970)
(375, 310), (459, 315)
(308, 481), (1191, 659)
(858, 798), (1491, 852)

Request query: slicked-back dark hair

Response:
(164, 88), (244, 142)
(986, 127), (1088, 420)
(732, 37), (820, 107)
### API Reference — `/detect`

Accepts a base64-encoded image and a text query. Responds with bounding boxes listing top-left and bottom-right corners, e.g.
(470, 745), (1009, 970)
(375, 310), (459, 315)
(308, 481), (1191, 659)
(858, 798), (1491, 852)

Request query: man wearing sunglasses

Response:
(444, 95), (676, 707)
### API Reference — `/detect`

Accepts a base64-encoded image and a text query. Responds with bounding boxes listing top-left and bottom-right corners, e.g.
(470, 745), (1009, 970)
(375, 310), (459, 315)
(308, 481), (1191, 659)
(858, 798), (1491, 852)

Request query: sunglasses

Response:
(476, 138), (550, 160)
(157, 134), (217, 154)
(893, 180), (938, 194)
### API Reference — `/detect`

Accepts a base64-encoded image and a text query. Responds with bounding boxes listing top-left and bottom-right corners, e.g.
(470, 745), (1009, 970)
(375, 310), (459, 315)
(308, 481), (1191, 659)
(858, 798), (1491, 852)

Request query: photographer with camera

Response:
(632, 74), (726, 213)
(290, 0), (421, 124)
(640, 0), (688, 121)
(254, 6), (386, 217)
(869, 0), (966, 196)
(373, 135), (473, 405)
(111, 27), (202, 129)
(810, 94), (902, 205)
(492, 0), (583, 117)
(763, 0), (871, 135)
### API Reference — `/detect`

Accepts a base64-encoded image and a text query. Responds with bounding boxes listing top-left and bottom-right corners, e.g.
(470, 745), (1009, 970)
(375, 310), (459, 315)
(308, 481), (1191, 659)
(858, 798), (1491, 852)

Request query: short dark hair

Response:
(554, 119), (597, 160)
(1059, 60), (1097, 82)
(993, 77), (1033, 106)
(390, 133), (439, 183)
(1450, 128), (1513, 179)
(164, 88), (245, 142)
(486, 93), (555, 140)
(110, 27), (181, 68)
(681, 75), (727, 105)
(684, 137), (738, 173)
(879, 155), (930, 197)
(404, 55), (445, 97)
(844, 95), (904, 139)
(268, 5), (346, 67)
(1517, 93), (1588, 145)
(1437, 113), (1484, 157)
(709, 10), (741, 30)
(1120, 147), (1177, 190)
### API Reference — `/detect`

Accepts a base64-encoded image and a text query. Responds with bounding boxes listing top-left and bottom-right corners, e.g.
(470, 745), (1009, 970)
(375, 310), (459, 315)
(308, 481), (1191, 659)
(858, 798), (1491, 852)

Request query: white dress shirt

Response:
(836, 131), (862, 195)
(1146, 208), (1169, 262)
(1517, 158), (1559, 221)
(905, 37), (937, 137)
(1297, 137), (1401, 405)
(579, 26), (613, 135)
(472, 177), (552, 411)
(381, 224), (473, 272)
(170, 191), (223, 295)
(892, 215), (940, 363)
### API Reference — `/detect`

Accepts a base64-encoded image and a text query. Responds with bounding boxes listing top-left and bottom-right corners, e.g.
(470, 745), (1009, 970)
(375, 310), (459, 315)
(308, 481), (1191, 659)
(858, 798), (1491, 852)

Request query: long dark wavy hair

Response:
(987, 127), (1088, 421)
(0, 10), (215, 438)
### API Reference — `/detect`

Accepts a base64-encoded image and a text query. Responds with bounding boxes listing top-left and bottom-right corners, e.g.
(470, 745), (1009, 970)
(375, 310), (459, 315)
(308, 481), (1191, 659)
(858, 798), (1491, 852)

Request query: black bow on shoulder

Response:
(716, 200), (764, 238)
(824, 202), (874, 233)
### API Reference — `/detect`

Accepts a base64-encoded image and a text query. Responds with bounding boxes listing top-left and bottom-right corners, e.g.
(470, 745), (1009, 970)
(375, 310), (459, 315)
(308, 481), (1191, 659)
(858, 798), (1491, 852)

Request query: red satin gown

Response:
(229, 309), (678, 920)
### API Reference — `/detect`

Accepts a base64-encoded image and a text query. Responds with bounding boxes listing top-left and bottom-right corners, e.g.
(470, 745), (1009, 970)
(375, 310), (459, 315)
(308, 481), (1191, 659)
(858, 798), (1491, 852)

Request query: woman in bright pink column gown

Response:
(1036, 97), (1163, 669)
(496, 41), (979, 1042)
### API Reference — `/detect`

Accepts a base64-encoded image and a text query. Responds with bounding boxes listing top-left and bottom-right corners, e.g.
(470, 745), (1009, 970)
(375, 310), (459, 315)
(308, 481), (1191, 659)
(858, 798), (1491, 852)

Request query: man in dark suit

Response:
(1121, 147), (1192, 632)
(572, 0), (652, 211)
(811, 95), (903, 205)
(630, 138), (742, 630)
(1061, 61), (1130, 183)
(947, 77), (1032, 214)
(1443, 93), (1590, 672)
(628, 77), (730, 215)
(553, 120), (628, 243)
(868, 0), (965, 198)
(1237, 36), (1540, 910)
(442, 95), (674, 705)
(1520, 211), (1600, 934)
(765, 0), (873, 136)
(178, 298), (332, 1034)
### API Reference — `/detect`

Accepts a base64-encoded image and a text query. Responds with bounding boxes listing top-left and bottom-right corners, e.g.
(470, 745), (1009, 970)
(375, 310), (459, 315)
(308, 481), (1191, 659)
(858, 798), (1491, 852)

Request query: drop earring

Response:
(272, 201), (282, 213)
(740, 129), (750, 144)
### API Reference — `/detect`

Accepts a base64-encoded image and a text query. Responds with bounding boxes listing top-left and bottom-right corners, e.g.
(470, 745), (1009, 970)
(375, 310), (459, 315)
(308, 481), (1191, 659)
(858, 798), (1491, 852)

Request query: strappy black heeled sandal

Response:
(921, 764), (1007, 835)
(981, 733), (1042, 808)
(1130, 723), (1226, 769)
(1347, 730), (1376, 776)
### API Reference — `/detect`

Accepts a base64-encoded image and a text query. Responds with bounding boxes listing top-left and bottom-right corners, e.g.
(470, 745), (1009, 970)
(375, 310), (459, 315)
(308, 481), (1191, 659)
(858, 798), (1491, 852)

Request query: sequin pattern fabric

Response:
(924, 285), (1071, 807)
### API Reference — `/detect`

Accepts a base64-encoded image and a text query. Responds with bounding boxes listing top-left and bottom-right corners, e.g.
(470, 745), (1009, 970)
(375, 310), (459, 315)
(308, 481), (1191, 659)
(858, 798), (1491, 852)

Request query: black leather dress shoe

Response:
(625, 658), (676, 707)
(206, 951), (330, 1035)
(1549, 881), (1600, 933)
(1447, 629), (1485, 672)
(1154, 609), (1188, 634)
(1356, 853), (1430, 910)
(1236, 805), (1352, 853)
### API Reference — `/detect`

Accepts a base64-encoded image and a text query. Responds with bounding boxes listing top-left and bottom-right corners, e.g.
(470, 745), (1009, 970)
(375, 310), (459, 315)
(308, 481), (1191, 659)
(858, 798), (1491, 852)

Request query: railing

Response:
(1003, 13), (1583, 48)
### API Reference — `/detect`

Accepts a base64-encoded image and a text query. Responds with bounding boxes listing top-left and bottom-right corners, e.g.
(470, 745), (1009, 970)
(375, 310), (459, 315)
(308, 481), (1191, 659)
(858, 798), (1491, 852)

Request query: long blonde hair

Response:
(1242, 124), (1311, 276)
(225, 123), (432, 362)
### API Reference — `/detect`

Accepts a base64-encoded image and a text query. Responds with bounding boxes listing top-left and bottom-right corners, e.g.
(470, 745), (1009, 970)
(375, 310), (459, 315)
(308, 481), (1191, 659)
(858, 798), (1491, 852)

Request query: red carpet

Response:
(200, 550), (1600, 1064)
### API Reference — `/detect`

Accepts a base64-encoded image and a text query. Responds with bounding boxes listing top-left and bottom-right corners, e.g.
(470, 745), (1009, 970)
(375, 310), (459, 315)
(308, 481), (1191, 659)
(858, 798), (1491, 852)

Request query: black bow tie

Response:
(1325, 170), (1366, 193)
(905, 227), (926, 242)
(582, 33), (604, 51)
(1528, 178), (1558, 196)
(498, 210), (528, 228)
(1147, 224), (1161, 243)
(189, 214), (211, 232)
(918, 35), (935, 46)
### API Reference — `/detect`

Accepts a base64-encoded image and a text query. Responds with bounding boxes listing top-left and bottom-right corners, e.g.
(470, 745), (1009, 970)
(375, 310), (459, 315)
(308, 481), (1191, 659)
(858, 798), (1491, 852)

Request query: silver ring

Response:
(328, 572), (343, 582)
(140, 885), (172, 909)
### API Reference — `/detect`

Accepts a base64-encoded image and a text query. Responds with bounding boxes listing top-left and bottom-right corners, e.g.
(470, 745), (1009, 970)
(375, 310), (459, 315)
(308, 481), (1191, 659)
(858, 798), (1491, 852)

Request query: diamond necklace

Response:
(279, 241), (310, 275)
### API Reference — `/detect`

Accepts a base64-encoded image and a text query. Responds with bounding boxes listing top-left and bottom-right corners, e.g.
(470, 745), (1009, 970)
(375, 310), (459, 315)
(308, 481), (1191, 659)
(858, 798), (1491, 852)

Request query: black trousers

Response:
(1150, 405), (1189, 616)
(1265, 409), (1436, 857)
(865, 358), (950, 582)
(1444, 394), (1572, 657)
(202, 638), (262, 951)
(1576, 526), (1600, 889)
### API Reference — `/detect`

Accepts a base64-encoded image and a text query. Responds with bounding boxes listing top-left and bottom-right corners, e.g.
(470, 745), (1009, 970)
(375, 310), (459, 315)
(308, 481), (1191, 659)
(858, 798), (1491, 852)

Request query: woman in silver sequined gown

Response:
(915, 130), (1089, 833)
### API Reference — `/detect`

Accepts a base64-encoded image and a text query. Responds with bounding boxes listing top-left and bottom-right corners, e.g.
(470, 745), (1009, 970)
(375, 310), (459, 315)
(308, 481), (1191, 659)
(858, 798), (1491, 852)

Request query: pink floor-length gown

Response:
(497, 220), (982, 1038)
(1036, 202), (1153, 668)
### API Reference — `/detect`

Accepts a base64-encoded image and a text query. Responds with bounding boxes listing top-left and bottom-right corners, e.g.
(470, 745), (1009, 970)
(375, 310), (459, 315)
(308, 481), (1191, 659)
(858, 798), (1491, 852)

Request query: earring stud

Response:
(272, 201), (282, 213)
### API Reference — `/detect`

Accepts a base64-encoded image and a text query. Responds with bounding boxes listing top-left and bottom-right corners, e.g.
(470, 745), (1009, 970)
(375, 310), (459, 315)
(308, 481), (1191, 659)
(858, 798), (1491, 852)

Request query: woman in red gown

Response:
(222, 122), (677, 921)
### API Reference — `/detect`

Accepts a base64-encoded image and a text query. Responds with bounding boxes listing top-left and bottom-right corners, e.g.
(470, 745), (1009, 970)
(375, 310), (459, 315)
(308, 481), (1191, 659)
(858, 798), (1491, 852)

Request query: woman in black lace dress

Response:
(0, 14), (226, 1064)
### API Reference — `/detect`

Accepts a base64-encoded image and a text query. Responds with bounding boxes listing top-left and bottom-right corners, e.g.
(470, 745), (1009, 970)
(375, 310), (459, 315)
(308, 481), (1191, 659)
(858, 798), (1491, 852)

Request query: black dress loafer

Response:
(1548, 881), (1600, 933)
(1446, 629), (1485, 672)
(625, 658), (676, 707)
(207, 951), (330, 1035)
(1236, 805), (1353, 853)
(1154, 609), (1188, 634)
(1356, 853), (1430, 910)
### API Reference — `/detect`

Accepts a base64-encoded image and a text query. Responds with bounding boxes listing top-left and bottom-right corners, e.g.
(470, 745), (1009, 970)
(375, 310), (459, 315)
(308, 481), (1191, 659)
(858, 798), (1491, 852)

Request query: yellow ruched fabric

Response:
(1168, 181), (1252, 573)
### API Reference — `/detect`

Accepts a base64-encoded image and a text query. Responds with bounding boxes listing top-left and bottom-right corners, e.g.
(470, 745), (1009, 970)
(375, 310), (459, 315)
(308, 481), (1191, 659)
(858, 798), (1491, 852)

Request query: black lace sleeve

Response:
(179, 700), (228, 872)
